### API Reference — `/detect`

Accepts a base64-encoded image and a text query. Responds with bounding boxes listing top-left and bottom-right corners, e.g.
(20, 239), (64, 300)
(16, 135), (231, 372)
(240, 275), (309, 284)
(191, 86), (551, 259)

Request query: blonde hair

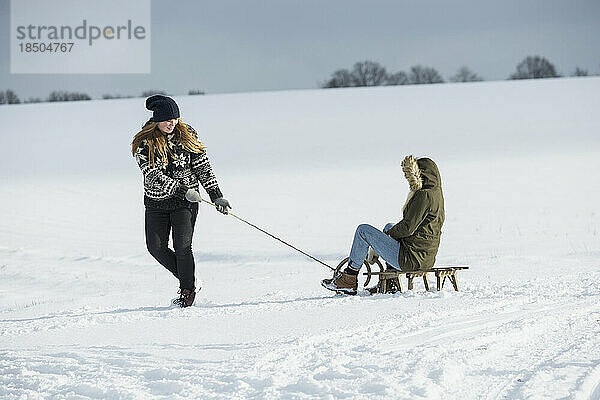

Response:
(131, 119), (206, 168)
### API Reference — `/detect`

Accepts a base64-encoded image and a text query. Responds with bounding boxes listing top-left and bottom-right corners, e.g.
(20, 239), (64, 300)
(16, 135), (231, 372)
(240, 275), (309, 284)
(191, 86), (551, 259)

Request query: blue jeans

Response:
(348, 223), (401, 271)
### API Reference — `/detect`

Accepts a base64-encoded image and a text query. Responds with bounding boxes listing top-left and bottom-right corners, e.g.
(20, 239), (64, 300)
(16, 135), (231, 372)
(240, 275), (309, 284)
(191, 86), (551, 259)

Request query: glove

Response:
(366, 247), (379, 265)
(214, 197), (232, 214)
(185, 189), (202, 202)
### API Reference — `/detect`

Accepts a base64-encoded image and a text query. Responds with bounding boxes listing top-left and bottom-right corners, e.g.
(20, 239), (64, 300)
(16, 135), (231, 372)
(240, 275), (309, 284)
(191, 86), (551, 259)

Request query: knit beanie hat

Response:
(145, 95), (180, 122)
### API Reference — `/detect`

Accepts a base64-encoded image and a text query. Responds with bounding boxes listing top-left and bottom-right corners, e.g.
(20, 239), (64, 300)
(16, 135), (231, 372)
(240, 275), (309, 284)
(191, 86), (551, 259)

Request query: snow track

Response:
(2, 247), (599, 399)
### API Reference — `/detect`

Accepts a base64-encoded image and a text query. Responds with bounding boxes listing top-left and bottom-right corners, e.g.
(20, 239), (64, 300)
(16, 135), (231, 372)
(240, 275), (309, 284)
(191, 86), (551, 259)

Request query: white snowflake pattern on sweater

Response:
(134, 124), (222, 203)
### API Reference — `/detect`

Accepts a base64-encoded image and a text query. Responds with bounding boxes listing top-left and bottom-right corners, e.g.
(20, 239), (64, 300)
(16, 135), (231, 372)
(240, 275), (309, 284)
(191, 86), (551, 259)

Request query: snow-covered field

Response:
(1, 77), (599, 399)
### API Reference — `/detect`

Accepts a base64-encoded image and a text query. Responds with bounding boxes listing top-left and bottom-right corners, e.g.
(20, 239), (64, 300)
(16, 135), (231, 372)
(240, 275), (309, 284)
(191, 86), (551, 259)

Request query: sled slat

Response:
(363, 266), (468, 294)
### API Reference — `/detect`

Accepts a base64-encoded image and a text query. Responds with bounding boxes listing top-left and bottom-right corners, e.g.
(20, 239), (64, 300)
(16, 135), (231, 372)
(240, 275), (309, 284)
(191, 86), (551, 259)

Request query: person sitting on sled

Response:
(322, 155), (445, 295)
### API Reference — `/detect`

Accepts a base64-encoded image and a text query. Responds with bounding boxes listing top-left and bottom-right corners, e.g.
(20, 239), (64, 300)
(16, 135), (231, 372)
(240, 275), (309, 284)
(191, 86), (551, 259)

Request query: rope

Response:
(200, 198), (335, 271)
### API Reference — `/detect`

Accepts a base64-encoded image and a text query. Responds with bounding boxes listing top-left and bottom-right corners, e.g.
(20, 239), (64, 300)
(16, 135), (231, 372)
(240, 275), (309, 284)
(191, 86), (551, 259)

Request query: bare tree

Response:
(25, 97), (43, 103)
(70, 92), (91, 101)
(409, 65), (444, 84)
(322, 61), (446, 88)
(0, 91), (5, 105)
(450, 66), (483, 82)
(5, 89), (21, 104)
(142, 90), (167, 97)
(48, 91), (91, 102)
(321, 69), (353, 88)
(188, 89), (205, 95)
(572, 67), (588, 77)
(48, 91), (70, 101)
(386, 71), (409, 85)
(509, 56), (560, 79)
(103, 94), (132, 99)
(0, 89), (21, 104)
(350, 61), (388, 86)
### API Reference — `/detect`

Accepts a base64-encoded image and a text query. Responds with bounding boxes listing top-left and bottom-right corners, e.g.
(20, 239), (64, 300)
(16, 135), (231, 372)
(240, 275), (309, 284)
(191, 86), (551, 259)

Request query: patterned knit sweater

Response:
(134, 121), (223, 210)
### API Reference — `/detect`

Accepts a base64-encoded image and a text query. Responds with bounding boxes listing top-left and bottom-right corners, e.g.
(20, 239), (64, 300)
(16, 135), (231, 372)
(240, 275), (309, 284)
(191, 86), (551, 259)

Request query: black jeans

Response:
(145, 204), (198, 291)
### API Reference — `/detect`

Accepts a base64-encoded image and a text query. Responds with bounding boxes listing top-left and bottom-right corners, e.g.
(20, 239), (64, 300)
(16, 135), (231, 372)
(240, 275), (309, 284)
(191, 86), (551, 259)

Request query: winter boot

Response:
(321, 271), (358, 295)
(172, 289), (196, 308)
(321, 273), (337, 286)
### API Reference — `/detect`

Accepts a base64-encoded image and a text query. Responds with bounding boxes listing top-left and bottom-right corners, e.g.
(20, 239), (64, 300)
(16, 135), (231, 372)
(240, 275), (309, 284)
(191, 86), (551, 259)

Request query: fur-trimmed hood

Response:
(401, 156), (441, 190)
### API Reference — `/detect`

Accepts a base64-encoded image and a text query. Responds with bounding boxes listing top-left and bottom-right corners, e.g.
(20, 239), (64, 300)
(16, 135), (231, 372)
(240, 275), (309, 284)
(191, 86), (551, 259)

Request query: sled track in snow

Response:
(590, 380), (600, 400)
(245, 295), (600, 399)
(2, 259), (600, 399)
(578, 365), (600, 400)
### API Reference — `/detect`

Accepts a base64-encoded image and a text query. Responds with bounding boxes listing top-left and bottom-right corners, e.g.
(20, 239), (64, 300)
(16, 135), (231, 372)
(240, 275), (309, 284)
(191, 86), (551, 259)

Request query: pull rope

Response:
(200, 198), (335, 271)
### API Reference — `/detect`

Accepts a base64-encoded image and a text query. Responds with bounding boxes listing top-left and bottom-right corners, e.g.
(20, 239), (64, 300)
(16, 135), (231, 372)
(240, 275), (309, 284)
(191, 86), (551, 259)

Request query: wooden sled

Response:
(333, 257), (469, 295)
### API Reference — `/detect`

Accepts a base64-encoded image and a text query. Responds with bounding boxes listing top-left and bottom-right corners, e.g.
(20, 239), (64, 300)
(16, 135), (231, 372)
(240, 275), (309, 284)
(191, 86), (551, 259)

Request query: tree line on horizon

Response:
(0, 88), (206, 105)
(0, 55), (594, 105)
(321, 55), (591, 88)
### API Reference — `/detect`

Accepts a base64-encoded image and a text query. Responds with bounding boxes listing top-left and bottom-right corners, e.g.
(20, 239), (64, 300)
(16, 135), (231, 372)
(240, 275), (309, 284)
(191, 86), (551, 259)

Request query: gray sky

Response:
(1, 0), (599, 100)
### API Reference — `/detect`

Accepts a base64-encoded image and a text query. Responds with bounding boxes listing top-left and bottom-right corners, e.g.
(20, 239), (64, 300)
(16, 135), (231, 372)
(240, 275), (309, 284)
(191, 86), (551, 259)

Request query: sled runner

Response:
(332, 257), (469, 295)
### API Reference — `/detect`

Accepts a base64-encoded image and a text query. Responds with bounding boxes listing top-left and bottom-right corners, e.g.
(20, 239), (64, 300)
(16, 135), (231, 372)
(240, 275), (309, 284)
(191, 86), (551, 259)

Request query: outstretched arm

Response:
(190, 150), (223, 202)
(185, 124), (230, 214)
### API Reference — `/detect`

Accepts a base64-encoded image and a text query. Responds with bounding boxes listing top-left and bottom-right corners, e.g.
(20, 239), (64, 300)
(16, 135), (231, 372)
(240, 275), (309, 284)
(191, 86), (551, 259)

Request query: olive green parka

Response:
(386, 158), (445, 270)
